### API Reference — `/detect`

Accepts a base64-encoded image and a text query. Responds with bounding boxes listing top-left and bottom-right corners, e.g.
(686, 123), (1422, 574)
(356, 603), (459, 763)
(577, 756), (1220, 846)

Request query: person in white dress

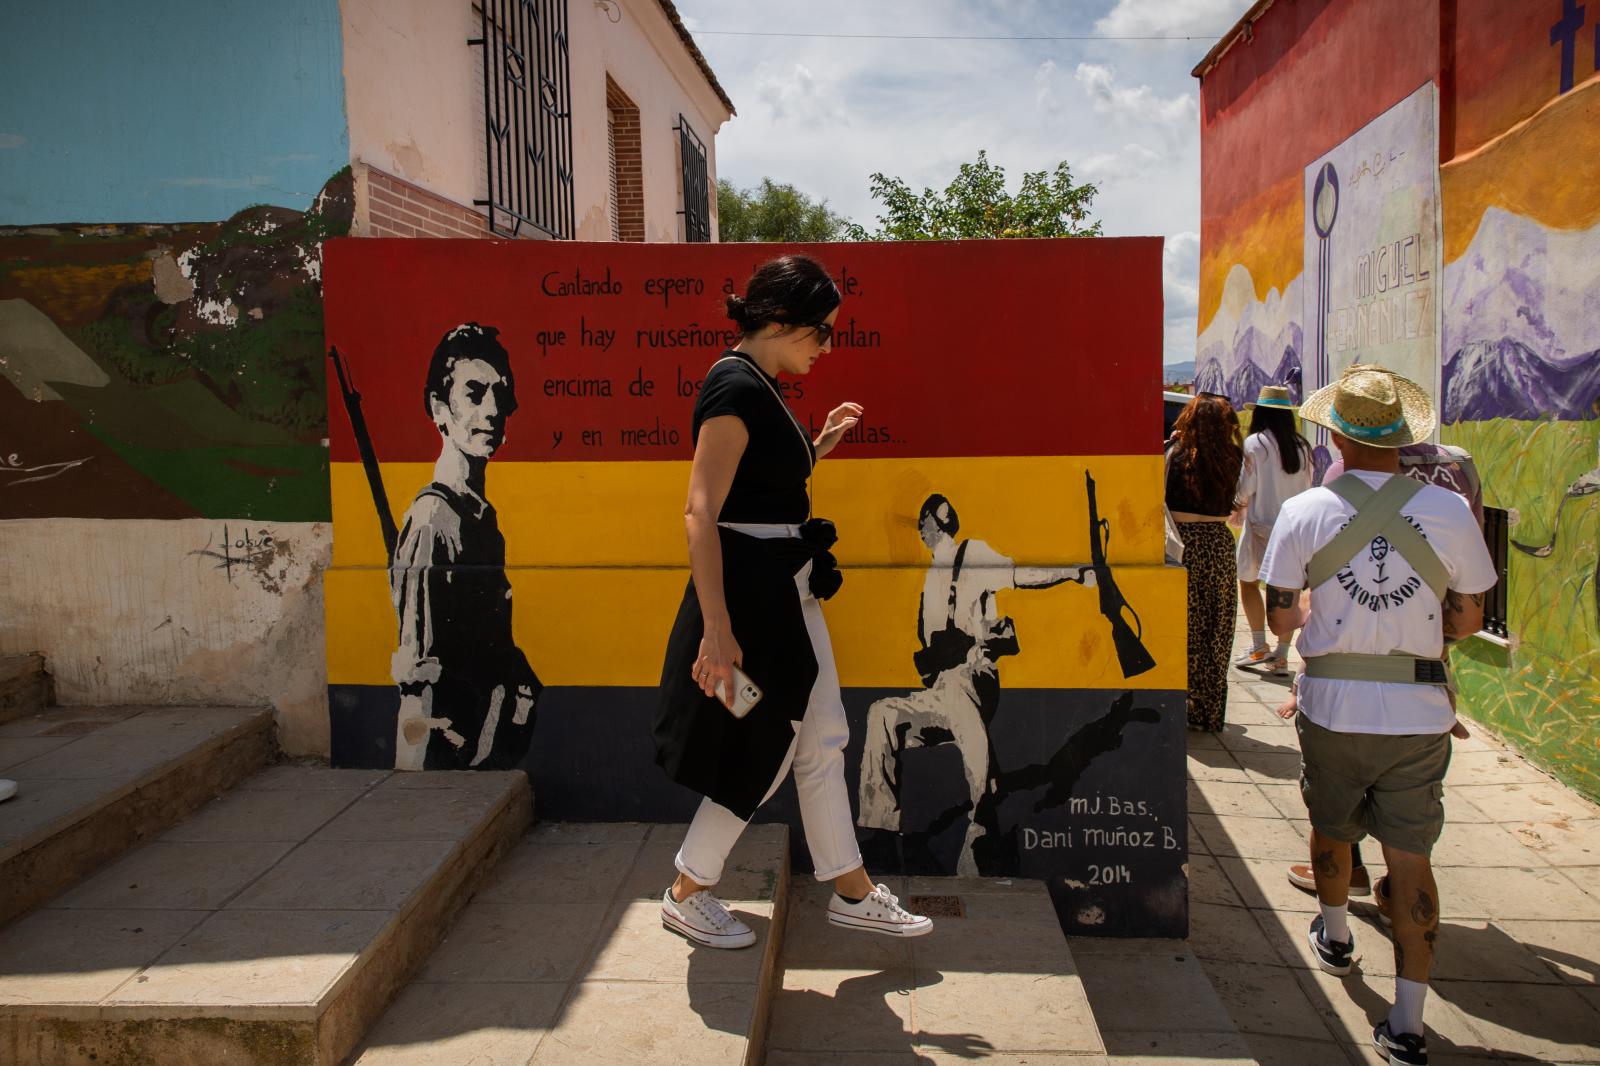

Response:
(1233, 385), (1312, 675)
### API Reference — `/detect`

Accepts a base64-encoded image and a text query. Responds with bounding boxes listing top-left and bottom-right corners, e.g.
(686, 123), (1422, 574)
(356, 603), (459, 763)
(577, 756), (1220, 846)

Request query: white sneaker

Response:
(661, 887), (756, 949)
(827, 884), (933, 937)
(0, 779), (15, 803)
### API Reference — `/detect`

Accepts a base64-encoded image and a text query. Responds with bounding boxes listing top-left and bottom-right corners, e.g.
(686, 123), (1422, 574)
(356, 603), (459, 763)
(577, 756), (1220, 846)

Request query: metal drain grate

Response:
(906, 894), (965, 918)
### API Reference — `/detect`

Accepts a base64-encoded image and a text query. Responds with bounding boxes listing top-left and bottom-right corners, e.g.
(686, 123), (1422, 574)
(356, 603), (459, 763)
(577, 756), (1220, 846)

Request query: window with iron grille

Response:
(470, 0), (575, 239)
(1481, 505), (1510, 638)
(607, 111), (620, 241)
(677, 114), (710, 243)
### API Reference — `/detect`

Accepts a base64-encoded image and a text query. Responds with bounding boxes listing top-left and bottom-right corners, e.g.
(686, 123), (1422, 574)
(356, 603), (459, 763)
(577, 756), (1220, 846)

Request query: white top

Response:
(920, 538), (1015, 641)
(1236, 432), (1313, 530)
(1259, 470), (1498, 735)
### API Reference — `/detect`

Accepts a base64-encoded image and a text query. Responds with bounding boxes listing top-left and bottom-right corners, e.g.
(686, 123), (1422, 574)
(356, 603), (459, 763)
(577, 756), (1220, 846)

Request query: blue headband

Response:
(1255, 397), (1294, 408)
(1329, 406), (1406, 440)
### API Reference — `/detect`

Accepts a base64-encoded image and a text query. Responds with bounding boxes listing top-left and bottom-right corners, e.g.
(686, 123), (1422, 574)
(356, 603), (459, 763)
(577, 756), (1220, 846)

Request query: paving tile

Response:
(1193, 813), (1310, 860)
(1495, 920), (1600, 985)
(1189, 818), (1209, 855)
(1186, 728), (1225, 750)
(1442, 786), (1497, 824)
(1503, 819), (1600, 867)
(1207, 960), (1334, 1039)
(49, 840), (293, 911)
(1258, 781), (1311, 820)
(0, 775), (120, 848)
(1074, 951), (1238, 1033)
(351, 980), (566, 1066)
(1446, 750), (1562, 788)
(1252, 905), (1397, 978)
(1189, 779), (1280, 819)
(1187, 854), (1245, 907)
(1293, 961), (1500, 1052)
(1187, 746), (1251, 782)
(767, 968), (917, 1053)
(313, 784), (511, 842)
(2, 732), (207, 782)
(1097, 1029), (1254, 1063)
(1217, 722), (1300, 755)
(1453, 783), (1600, 825)
(1432, 821), (1560, 868)
(1440, 978), (1600, 1062)
(781, 881), (914, 969)
(1230, 699), (1293, 727)
(913, 969), (1102, 1053)
(1243, 1033), (1362, 1066)
(96, 707), (260, 736)
(529, 821), (652, 844)
(419, 901), (610, 984)
(764, 1053), (919, 1065)
(475, 840), (642, 905)
(588, 898), (773, 982)
(0, 735), (77, 772)
(110, 909), (394, 1009)
(0, 908), (204, 1004)
(376, 769), (524, 793)
(161, 786), (363, 842)
(1218, 857), (1323, 913)
(1188, 900), (1284, 964)
(226, 838), (458, 911)
(910, 897), (1071, 973)
(1233, 749), (1305, 784)
(238, 764), (390, 791)
(0, 706), (142, 738)
(533, 980), (754, 1065)
(1439, 864), (1600, 921)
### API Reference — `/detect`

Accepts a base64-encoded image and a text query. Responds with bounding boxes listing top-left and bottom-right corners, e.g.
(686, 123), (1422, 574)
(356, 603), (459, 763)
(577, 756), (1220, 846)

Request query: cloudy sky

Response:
(680, 0), (1252, 367)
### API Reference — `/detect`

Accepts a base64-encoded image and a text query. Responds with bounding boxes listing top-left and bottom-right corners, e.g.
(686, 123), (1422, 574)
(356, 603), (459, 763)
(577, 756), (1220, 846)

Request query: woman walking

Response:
(653, 255), (932, 949)
(1233, 385), (1312, 675)
(1165, 393), (1245, 731)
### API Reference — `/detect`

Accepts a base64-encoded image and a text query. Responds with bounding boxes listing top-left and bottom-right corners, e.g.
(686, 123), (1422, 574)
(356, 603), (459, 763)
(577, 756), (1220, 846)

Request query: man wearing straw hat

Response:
(1258, 364), (1496, 1066)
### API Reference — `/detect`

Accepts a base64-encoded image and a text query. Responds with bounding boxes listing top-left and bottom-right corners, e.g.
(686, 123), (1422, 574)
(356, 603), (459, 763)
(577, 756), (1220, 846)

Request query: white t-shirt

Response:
(1259, 470), (1498, 735)
(920, 538), (1014, 641)
(1236, 432), (1313, 530)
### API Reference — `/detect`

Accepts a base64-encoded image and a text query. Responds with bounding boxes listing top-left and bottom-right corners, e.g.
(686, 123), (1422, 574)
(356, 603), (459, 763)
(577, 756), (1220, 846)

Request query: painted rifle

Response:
(328, 346), (399, 564)
(1086, 470), (1157, 678)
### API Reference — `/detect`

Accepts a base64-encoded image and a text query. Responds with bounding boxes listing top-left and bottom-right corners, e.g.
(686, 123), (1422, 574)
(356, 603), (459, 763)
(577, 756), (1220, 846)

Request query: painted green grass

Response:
(1443, 418), (1599, 799)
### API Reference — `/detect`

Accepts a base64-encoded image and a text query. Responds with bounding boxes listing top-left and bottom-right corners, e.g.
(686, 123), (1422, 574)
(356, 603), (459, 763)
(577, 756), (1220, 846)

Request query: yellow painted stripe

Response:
(324, 563), (1187, 690)
(331, 455), (1166, 569)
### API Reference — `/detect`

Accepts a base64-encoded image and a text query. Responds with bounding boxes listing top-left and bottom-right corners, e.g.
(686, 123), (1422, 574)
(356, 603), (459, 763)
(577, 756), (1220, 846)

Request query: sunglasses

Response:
(808, 321), (835, 346)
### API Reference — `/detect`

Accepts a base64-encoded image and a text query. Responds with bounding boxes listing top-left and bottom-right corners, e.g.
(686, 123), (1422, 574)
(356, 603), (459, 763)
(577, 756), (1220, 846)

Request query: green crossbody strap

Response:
(1305, 475), (1449, 600)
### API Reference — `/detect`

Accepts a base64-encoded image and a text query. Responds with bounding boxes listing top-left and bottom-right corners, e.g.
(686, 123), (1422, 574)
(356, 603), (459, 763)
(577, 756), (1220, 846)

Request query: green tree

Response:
(717, 178), (847, 242)
(844, 150), (1102, 241)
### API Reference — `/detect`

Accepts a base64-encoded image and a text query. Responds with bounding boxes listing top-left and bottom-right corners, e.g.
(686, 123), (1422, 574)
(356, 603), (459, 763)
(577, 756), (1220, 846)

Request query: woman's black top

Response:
(693, 351), (813, 523)
(1164, 442), (1240, 517)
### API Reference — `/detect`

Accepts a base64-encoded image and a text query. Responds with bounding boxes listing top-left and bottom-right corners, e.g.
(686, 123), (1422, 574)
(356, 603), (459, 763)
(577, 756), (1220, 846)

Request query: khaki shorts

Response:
(1296, 713), (1451, 857)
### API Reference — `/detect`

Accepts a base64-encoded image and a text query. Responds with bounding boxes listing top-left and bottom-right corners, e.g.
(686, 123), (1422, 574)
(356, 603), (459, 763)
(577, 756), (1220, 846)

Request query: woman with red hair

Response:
(1165, 394), (1245, 731)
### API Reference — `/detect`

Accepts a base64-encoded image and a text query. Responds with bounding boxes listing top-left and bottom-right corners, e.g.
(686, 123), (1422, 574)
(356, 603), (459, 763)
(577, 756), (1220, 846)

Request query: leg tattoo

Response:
(1313, 848), (1340, 879)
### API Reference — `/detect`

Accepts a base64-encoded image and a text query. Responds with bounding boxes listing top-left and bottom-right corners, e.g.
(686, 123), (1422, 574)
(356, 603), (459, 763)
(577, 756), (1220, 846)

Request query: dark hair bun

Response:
(725, 293), (751, 330)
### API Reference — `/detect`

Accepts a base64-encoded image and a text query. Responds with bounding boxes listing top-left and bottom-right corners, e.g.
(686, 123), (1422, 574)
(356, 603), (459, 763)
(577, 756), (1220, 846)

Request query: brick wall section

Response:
(366, 166), (491, 239)
(606, 77), (645, 242)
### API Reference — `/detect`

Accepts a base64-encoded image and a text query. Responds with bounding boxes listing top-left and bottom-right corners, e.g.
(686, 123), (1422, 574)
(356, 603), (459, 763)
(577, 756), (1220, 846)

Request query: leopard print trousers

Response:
(1179, 521), (1237, 732)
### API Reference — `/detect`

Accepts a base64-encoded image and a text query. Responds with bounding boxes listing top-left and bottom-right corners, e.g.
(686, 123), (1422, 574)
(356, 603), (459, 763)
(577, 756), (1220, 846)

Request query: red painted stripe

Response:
(324, 238), (1163, 462)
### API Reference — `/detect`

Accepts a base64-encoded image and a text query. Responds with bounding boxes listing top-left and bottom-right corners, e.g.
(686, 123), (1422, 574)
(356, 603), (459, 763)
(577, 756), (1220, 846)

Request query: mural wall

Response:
(1439, 0), (1600, 798)
(1198, 0), (1600, 798)
(322, 239), (1191, 936)
(0, 0), (349, 754)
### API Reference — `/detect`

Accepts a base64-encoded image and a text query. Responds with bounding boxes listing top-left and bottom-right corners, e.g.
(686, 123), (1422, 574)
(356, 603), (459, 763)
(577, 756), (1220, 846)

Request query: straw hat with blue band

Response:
(1246, 384), (1296, 410)
(1299, 363), (1436, 449)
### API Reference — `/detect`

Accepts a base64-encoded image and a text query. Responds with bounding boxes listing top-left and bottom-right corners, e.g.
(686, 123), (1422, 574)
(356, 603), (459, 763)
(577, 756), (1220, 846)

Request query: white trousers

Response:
(676, 528), (863, 885)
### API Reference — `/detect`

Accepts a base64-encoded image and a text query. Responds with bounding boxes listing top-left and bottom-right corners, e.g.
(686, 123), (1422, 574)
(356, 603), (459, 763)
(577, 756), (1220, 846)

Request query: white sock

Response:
(1273, 638), (1292, 657)
(1389, 978), (1428, 1036)
(1318, 901), (1350, 944)
(1248, 630), (1266, 651)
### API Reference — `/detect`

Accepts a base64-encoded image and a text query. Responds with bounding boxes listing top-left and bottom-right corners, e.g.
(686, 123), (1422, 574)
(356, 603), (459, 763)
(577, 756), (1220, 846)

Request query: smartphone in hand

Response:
(715, 665), (764, 719)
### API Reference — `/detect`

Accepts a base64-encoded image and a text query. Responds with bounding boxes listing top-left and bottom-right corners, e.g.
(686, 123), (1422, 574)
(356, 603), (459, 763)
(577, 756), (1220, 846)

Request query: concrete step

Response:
(0, 654), (53, 725)
(0, 705), (275, 926)
(349, 821), (789, 1066)
(0, 765), (531, 1066)
(765, 875), (1108, 1063)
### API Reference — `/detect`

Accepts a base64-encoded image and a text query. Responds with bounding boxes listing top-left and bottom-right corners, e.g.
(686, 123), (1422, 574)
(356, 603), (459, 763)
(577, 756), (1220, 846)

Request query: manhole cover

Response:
(907, 894), (964, 918)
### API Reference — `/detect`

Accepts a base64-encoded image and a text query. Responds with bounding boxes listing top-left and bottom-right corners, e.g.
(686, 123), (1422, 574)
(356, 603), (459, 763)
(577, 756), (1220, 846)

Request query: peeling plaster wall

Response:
(0, 520), (333, 755)
(340, 0), (730, 241)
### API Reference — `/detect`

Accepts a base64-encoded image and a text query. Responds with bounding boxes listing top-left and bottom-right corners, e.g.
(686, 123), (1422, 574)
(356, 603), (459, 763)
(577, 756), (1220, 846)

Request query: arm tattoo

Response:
(1266, 586), (1297, 610)
(1444, 589), (1485, 612)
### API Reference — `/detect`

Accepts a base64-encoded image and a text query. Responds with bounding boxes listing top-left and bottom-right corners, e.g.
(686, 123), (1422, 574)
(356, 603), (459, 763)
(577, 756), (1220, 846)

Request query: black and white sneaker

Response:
(1308, 913), (1355, 975)
(1372, 1019), (1427, 1065)
(827, 883), (933, 937)
(661, 887), (756, 949)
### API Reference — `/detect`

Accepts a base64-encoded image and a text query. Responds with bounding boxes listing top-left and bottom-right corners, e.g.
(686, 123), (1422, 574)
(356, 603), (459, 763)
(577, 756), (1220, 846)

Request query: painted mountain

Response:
(1193, 264), (1303, 408)
(1443, 207), (1600, 422)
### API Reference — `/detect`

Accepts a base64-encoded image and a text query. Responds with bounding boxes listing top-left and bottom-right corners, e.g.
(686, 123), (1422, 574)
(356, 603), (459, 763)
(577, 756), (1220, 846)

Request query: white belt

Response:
(718, 521), (801, 539)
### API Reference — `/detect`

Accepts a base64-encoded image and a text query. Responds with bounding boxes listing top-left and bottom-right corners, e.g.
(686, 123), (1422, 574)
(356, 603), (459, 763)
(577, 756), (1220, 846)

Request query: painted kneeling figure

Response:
(652, 255), (932, 948)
